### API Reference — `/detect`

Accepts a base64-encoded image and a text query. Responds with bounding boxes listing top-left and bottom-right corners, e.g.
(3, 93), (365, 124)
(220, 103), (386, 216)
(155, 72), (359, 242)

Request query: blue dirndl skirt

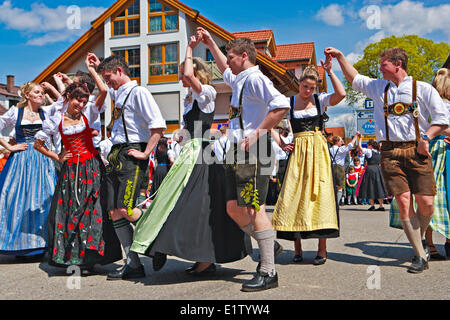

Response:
(0, 143), (57, 256)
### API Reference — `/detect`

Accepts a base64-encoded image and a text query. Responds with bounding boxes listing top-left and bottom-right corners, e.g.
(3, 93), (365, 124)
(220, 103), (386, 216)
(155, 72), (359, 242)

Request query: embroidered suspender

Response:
(383, 80), (420, 142)
(108, 86), (138, 143)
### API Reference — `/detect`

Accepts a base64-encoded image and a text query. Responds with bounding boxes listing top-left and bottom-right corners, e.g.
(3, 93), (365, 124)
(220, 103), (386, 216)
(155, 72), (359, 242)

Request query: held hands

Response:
(324, 47), (343, 59)
(188, 35), (201, 49)
(56, 72), (72, 85)
(196, 27), (213, 46)
(320, 53), (333, 74)
(86, 52), (100, 70)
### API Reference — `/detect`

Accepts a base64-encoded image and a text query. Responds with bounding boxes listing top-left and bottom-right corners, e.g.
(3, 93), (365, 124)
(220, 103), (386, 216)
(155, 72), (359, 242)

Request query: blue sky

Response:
(0, 0), (449, 125)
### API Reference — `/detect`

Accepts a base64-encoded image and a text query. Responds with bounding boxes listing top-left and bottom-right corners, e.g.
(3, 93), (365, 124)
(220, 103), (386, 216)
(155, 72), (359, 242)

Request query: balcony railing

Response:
(205, 61), (223, 81)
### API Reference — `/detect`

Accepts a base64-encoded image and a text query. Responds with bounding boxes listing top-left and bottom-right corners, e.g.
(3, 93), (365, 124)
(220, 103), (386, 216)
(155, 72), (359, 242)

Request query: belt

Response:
(380, 140), (416, 150)
(387, 103), (419, 117)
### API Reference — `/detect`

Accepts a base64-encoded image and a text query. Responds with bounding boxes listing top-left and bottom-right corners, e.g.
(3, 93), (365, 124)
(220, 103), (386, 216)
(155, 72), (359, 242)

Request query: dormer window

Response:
(112, 0), (140, 37)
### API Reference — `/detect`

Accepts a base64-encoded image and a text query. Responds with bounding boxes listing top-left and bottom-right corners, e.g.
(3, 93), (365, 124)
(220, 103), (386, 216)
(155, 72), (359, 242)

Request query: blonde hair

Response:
(299, 65), (320, 83)
(432, 68), (450, 100)
(17, 82), (42, 108)
(181, 57), (212, 85)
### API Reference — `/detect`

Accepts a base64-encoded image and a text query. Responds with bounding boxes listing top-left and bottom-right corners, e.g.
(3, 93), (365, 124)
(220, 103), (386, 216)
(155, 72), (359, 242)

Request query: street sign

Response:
(356, 109), (376, 143)
(364, 99), (374, 110)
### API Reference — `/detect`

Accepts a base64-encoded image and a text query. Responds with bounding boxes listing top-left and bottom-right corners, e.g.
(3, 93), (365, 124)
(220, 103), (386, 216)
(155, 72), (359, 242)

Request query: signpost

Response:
(356, 106), (375, 144)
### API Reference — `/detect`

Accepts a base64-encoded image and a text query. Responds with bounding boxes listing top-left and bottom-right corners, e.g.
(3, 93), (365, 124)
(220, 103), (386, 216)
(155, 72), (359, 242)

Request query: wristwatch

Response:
(421, 134), (431, 142)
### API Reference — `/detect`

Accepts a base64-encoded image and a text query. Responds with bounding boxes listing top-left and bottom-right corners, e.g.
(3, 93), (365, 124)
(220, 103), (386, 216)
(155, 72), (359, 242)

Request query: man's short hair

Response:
(97, 55), (131, 77)
(226, 38), (257, 65)
(380, 48), (409, 72)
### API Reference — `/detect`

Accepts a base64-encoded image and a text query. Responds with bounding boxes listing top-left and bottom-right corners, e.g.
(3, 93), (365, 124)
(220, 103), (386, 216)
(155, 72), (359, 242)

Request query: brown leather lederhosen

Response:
(379, 80), (436, 196)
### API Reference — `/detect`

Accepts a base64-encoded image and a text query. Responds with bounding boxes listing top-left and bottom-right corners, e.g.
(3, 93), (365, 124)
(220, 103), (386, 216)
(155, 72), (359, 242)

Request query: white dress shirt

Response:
(110, 81), (166, 145)
(329, 144), (354, 166)
(352, 75), (449, 142)
(223, 66), (291, 143)
(214, 135), (231, 163)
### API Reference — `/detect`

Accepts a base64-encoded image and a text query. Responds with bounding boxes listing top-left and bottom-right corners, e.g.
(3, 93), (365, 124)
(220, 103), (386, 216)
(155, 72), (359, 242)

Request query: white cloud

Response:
(359, 0), (450, 39)
(0, 1), (106, 46)
(315, 4), (346, 26)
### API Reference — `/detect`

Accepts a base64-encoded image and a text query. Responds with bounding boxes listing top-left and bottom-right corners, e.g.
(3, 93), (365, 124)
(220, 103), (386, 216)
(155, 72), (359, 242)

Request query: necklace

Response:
(25, 108), (39, 118)
(65, 111), (81, 120)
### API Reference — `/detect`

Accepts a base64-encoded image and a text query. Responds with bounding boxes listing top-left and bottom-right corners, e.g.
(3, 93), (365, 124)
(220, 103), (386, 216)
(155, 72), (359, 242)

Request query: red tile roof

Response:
(275, 43), (314, 61)
(0, 84), (20, 98)
(232, 30), (274, 42)
(317, 65), (325, 81)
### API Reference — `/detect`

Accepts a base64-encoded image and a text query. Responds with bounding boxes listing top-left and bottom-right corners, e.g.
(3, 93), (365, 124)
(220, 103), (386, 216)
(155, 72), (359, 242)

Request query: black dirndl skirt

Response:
(147, 140), (252, 263)
(47, 154), (122, 267)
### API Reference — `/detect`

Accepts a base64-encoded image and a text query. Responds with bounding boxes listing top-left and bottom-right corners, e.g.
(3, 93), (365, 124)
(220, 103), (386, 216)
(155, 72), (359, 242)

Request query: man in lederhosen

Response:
(198, 27), (290, 292)
(326, 47), (449, 273)
(92, 54), (166, 280)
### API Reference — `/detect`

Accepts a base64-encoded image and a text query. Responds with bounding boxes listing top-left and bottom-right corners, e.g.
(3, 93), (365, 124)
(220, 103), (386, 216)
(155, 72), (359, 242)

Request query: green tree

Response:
(345, 35), (450, 106)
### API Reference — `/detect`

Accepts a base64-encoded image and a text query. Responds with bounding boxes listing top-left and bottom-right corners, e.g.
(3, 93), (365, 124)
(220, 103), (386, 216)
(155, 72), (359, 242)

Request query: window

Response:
(111, 48), (141, 83)
(112, 0), (140, 37)
(149, 43), (179, 83)
(149, 0), (178, 33)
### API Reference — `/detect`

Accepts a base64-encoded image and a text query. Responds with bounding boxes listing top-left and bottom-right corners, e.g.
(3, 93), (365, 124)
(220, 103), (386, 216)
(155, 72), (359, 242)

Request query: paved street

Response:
(1, 204), (449, 302)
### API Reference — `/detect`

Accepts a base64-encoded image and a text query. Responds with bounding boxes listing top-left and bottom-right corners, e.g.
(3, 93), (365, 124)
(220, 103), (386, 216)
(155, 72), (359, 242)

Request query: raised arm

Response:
(197, 27), (228, 74)
(86, 53), (108, 111)
(41, 81), (61, 100)
(183, 35), (203, 94)
(321, 53), (346, 106)
(324, 47), (359, 85)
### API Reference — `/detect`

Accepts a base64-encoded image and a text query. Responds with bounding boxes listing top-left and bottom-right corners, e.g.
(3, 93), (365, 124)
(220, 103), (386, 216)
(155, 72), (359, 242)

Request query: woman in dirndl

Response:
(131, 36), (251, 274)
(271, 55), (346, 265)
(34, 82), (122, 273)
(356, 139), (387, 211)
(0, 82), (57, 260)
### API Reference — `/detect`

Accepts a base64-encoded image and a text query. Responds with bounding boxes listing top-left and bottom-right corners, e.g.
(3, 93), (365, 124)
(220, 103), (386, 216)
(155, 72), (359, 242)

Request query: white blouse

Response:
(35, 111), (96, 147)
(181, 85), (216, 126)
(0, 106), (49, 132)
(289, 93), (332, 119)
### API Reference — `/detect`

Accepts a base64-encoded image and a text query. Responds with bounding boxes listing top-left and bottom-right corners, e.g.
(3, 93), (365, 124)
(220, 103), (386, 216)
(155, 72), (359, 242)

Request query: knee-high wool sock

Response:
(113, 219), (141, 268)
(401, 217), (427, 260)
(254, 229), (276, 276)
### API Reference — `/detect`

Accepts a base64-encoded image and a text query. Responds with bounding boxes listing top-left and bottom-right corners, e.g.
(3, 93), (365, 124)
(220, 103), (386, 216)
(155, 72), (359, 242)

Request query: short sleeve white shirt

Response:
(110, 81), (166, 145)
(223, 66), (290, 143)
(352, 75), (449, 142)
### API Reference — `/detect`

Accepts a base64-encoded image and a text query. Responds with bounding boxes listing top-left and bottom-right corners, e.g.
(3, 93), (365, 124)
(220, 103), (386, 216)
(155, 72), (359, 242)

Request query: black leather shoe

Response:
(241, 271), (278, 292)
(375, 207), (385, 211)
(445, 242), (450, 259)
(368, 206), (376, 211)
(313, 255), (327, 266)
(292, 255), (303, 263)
(407, 256), (429, 274)
(152, 252), (167, 272)
(106, 264), (145, 280)
(185, 262), (199, 273)
(186, 263), (216, 276)
(422, 240), (431, 262)
(256, 241), (283, 272)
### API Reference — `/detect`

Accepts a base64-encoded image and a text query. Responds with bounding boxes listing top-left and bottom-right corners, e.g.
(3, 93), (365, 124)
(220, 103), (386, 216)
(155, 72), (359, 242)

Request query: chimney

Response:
(6, 75), (14, 93)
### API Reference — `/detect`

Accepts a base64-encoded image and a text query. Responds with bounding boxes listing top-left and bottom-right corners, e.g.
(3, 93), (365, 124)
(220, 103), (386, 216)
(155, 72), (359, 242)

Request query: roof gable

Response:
(34, 0), (298, 95)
